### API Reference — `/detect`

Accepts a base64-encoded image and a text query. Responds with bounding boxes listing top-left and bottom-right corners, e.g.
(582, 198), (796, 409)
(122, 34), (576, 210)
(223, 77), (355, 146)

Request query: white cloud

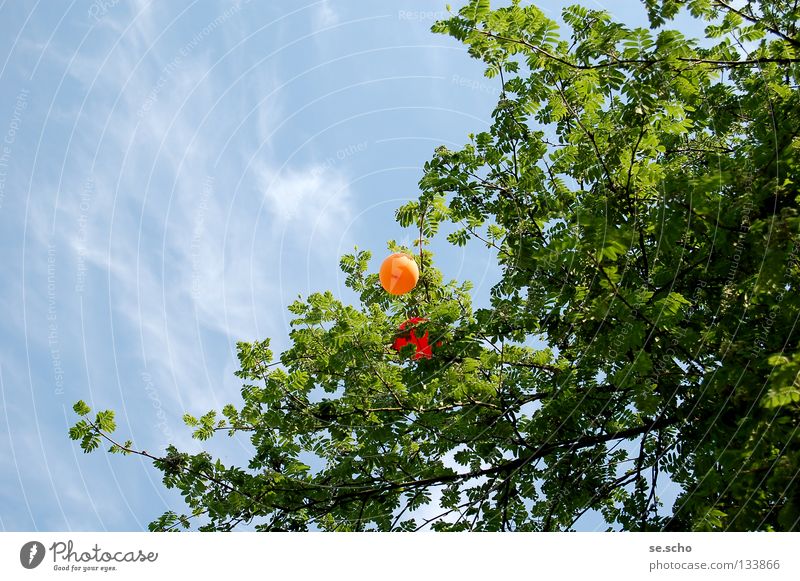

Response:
(14, 0), (363, 530)
(29, 0), (361, 425)
(313, 0), (339, 30)
(258, 163), (352, 234)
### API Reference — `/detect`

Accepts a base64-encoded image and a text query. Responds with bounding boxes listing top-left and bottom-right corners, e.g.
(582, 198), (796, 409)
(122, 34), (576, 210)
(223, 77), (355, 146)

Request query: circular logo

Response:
(20, 541), (46, 569)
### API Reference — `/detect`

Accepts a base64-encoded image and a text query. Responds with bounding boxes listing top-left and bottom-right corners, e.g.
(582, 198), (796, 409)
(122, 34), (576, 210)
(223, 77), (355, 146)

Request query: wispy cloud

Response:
(313, 0), (339, 30)
(11, 0), (359, 529)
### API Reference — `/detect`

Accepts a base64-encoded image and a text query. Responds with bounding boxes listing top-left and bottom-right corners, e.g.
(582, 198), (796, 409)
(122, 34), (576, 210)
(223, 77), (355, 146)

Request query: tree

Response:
(71, 0), (800, 531)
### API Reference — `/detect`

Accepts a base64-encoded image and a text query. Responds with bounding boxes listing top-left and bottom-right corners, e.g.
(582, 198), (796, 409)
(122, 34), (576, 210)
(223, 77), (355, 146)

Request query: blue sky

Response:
(0, 0), (701, 531)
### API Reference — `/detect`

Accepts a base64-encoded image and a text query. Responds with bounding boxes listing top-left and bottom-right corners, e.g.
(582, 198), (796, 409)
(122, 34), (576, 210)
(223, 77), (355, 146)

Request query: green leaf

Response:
(464, 0), (490, 22)
(73, 400), (91, 416)
(95, 410), (116, 433)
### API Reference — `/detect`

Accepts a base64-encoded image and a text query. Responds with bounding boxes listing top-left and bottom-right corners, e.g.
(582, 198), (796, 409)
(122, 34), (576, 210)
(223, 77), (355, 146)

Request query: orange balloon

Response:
(379, 253), (419, 295)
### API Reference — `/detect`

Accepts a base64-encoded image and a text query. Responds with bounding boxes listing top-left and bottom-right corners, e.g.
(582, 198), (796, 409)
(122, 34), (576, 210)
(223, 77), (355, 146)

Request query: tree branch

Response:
(714, 0), (800, 48)
(473, 27), (800, 68)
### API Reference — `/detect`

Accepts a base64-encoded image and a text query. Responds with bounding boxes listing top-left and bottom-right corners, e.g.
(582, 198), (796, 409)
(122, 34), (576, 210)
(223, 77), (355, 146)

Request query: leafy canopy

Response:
(72, 0), (800, 531)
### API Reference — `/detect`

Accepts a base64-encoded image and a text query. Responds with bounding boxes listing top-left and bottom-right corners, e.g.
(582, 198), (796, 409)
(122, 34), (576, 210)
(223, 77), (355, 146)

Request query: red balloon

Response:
(392, 317), (439, 360)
